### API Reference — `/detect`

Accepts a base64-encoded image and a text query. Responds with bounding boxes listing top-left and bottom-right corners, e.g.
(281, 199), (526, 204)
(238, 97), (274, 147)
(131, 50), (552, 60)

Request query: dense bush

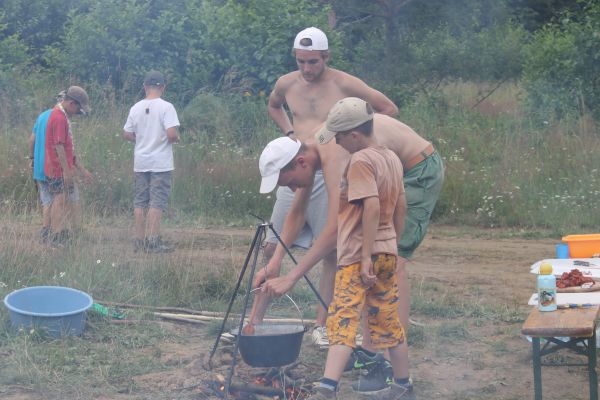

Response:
(57, 0), (330, 101)
(522, 1), (600, 121)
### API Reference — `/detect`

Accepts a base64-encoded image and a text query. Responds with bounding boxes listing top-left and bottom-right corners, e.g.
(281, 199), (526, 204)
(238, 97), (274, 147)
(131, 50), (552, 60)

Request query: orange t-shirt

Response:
(337, 146), (404, 267)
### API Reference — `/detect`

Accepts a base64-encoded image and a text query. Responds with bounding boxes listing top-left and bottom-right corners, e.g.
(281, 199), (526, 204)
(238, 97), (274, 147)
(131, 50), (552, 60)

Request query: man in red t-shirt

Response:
(44, 85), (92, 247)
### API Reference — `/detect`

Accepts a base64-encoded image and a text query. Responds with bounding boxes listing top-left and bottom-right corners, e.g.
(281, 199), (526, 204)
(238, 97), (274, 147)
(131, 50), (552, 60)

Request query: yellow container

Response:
(562, 234), (600, 258)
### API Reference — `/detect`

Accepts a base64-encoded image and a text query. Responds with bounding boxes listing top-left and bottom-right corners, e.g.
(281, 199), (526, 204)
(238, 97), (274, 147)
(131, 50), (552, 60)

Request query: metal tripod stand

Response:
(207, 219), (328, 398)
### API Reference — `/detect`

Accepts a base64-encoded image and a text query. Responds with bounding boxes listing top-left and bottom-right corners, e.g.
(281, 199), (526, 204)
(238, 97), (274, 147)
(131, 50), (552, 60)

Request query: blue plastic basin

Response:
(3, 286), (93, 338)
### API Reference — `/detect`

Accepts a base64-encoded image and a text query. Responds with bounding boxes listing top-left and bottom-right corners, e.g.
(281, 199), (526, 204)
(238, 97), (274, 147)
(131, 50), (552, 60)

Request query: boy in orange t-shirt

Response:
(309, 98), (412, 400)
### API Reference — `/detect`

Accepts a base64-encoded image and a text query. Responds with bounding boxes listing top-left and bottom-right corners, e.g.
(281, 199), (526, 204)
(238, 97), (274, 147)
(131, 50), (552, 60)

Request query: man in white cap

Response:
(259, 26), (399, 347)
(257, 97), (444, 397)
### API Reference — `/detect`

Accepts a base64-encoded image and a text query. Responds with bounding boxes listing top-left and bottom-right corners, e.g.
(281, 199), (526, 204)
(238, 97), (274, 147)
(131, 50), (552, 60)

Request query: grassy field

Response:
(1, 82), (600, 399)
(1, 82), (600, 231)
(0, 222), (588, 400)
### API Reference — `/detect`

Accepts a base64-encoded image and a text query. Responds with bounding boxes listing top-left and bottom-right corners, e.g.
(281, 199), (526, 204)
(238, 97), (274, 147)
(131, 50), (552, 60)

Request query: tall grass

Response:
(402, 81), (600, 233)
(1, 80), (599, 232)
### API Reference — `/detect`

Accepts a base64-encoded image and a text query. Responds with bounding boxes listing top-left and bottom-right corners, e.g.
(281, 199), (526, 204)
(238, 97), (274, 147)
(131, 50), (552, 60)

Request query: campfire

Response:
(207, 364), (312, 399)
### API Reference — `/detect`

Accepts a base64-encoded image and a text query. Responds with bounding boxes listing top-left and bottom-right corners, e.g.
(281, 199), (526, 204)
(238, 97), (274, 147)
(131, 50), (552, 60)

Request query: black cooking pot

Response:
(237, 324), (307, 367)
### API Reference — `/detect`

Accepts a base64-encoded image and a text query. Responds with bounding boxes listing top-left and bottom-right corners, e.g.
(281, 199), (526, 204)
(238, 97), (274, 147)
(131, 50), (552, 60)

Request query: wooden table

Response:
(521, 306), (600, 400)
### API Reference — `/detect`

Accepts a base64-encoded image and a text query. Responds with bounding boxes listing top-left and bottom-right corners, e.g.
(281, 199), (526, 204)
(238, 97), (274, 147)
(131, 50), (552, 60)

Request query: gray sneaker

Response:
(307, 386), (337, 399)
(352, 361), (414, 398)
(48, 230), (70, 249)
(39, 226), (50, 244)
(352, 360), (393, 394)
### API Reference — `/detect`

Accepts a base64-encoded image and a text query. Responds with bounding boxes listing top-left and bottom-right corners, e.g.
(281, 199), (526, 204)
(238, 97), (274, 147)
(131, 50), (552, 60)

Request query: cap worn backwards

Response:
(144, 70), (166, 86)
(259, 137), (302, 193)
(293, 27), (328, 51)
(315, 97), (374, 144)
(66, 86), (91, 115)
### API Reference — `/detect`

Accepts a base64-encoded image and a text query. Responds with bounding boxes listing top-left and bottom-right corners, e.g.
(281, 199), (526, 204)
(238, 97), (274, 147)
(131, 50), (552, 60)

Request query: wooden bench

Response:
(521, 306), (600, 400)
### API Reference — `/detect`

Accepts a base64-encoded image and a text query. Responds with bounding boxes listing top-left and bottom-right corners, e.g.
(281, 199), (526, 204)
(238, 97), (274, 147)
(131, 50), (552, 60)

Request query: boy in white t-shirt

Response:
(123, 70), (180, 253)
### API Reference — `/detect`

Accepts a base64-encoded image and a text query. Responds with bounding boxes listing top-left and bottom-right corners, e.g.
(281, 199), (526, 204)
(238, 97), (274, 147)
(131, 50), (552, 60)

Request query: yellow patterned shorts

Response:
(326, 254), (405, 349)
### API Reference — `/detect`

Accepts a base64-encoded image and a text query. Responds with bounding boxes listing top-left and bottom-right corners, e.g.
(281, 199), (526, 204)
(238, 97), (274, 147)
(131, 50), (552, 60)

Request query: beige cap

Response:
(315, 97), (374, 144)
(66, 86), (91, 115)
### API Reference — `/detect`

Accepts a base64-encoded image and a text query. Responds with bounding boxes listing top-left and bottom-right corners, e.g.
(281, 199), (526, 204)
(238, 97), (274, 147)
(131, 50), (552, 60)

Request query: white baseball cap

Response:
(259, 137), (302, 193)
(293, 27), (328, 51)
(315, 97), (374, 144)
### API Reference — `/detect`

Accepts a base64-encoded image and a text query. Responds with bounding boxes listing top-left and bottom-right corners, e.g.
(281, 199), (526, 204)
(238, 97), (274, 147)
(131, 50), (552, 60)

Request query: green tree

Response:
(57, 0), (331, 101)
(328, 0), (526, 105)
(0, 0), (87, 66)
(507, 0), (586, 31)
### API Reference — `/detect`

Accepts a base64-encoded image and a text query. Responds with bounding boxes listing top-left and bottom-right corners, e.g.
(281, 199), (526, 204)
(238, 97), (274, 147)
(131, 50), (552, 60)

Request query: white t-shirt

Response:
(124, 98), (180, 172)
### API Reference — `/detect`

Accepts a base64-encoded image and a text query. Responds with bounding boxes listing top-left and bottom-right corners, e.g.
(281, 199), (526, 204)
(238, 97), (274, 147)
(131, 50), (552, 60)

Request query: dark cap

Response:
(66, 86), (91, 115)
(144, 70), (166, 86)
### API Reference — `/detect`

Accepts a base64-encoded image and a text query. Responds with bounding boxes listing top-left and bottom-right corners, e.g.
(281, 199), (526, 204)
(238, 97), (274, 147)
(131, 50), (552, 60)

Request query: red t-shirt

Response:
(44, 107), (74, 178)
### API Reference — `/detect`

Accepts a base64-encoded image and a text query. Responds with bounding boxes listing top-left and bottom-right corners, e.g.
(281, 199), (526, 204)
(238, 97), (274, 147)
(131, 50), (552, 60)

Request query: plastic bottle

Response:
(91, 303), (126, 319)
(537, 262), (557, 311)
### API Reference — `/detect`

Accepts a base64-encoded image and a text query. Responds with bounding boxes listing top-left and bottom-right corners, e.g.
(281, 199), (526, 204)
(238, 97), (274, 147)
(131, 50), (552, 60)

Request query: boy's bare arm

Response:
(74, 155), (93, 183)
(28, 134), (35, 168)
(55, 144), (74, 184)
(267, 77), (294, 135)
(252, 185), (312, 287)
(342, 73), (399, 117)
(123, 130), (136, 142)
(166, 126), (180, 143)
(361, 196), (380, 285)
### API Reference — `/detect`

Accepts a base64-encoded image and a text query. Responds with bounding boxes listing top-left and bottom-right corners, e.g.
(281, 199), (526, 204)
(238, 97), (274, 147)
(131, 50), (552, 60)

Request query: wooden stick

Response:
(409, 318), (425, 327)
(98, 300), (312, 321)
(97, 300), (209, 316)
(155, 314), (207, 324)
(153, 312), (314, 325)
(229, 382), (284, 397)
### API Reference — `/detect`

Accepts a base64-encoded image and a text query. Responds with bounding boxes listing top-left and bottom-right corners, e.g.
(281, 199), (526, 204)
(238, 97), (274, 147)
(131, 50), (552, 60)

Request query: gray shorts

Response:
(134, 171), (172, 211)
(37, 180), (79, 207)
(265, 170), (328, 249)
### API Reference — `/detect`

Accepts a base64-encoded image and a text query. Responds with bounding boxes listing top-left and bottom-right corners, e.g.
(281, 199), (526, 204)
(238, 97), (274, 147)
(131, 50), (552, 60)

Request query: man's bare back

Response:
(370, 114), (431, 164)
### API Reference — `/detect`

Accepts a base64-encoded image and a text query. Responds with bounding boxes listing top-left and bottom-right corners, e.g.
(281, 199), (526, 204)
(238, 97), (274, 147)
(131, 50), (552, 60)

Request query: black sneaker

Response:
(351, 360), (394, 394)
(48, 230), (70, 249)
(344, 347), (385, 372)
(39, 226), (50, 244)
(145, 236), (174, 253)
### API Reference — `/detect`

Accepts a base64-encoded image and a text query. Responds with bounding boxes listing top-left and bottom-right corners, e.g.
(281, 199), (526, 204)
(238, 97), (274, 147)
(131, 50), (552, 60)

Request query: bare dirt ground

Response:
(2, 225), (595, 400)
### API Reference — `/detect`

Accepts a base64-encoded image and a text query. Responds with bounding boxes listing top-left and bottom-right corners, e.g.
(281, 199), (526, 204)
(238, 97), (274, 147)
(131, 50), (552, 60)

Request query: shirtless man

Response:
(253, 27), (398, 347)
(258, 98), (444, 395)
